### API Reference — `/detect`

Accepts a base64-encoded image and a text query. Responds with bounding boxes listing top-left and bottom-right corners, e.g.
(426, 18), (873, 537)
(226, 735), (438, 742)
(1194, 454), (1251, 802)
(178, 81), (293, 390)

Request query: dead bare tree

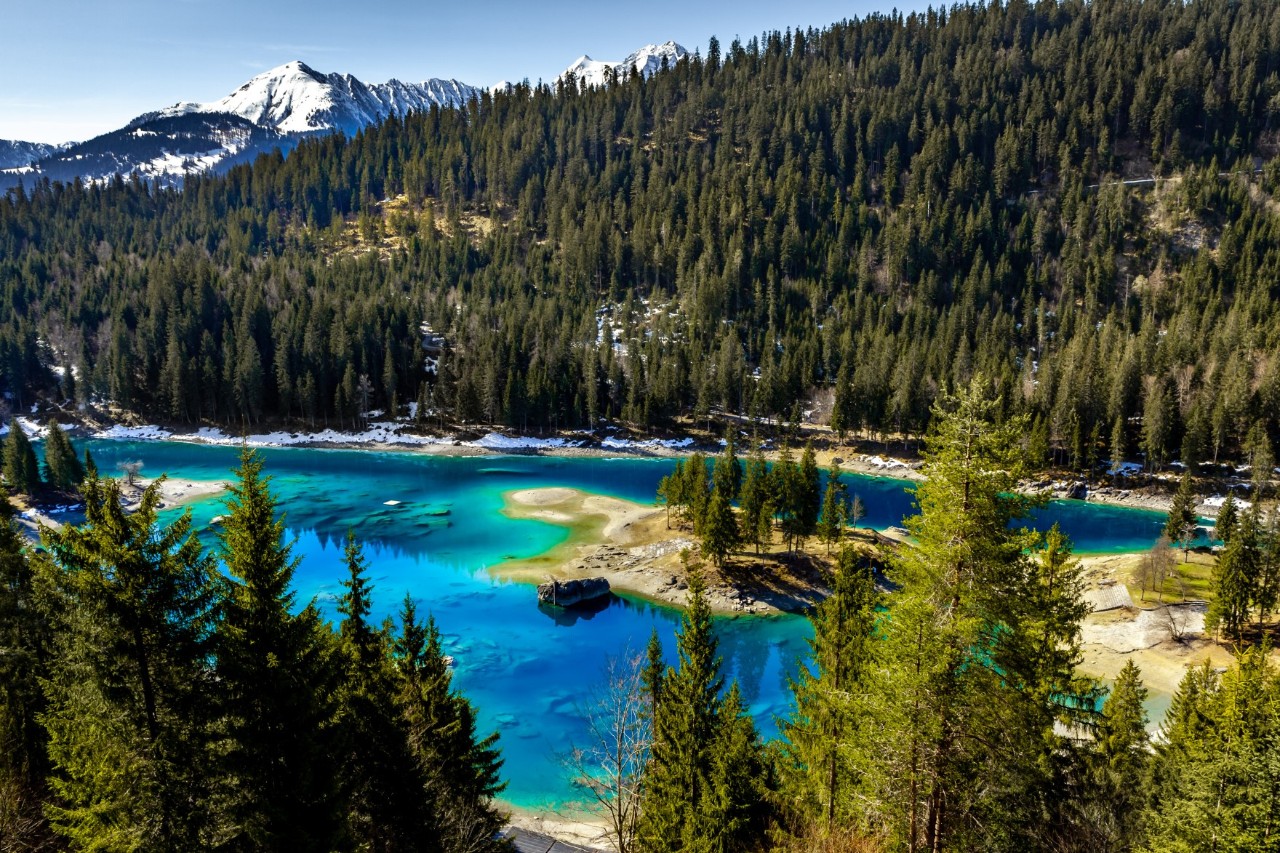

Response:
(564, 651), (653, 853)
(1131, 534), (1175, 602)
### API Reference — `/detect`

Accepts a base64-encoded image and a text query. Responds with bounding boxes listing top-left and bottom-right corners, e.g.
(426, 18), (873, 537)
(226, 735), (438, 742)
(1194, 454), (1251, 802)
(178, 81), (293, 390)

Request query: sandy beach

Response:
(495, 486), (830, 615)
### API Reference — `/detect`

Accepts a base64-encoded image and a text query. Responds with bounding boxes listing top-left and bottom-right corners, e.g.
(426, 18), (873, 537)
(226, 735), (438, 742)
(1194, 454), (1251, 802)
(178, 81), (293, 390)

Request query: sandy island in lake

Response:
(494, 487), (830, 616)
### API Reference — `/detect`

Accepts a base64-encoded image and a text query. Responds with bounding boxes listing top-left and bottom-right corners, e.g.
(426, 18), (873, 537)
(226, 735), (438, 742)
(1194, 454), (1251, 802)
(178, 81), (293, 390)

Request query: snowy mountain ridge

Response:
(559, 41), (690, 88)
(141, 60), (481, 135)
(1, 42), (684, 189)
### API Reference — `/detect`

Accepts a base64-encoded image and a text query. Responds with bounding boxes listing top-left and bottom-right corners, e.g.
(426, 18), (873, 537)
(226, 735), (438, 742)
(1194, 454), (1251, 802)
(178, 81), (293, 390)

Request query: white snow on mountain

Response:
(151, 60), (480, 136)
(558, 41), (689, 88)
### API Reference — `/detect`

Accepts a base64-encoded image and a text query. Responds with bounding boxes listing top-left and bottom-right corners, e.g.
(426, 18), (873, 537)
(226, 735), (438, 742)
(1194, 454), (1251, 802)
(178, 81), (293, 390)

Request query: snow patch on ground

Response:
(93, 425), (174, 441)
(1201, 494), (1253, 510)
(600, 436), (694, 450)
(0, 417), (52, 439)
(189, 424), (452, 448)
(472, 433), (580, 450)
(860, 455), (909, 470)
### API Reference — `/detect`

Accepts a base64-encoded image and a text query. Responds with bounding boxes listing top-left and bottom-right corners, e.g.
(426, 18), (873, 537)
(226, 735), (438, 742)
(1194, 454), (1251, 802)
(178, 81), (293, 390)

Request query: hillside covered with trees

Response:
(2, 0), (1279, 476)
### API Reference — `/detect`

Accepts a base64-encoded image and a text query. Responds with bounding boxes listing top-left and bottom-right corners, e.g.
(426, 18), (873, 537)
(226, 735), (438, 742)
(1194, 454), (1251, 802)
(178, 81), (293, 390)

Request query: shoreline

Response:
(494, 487), (826, 616)
(54, 420), (1211, 518)
(15, 475), (228, 540)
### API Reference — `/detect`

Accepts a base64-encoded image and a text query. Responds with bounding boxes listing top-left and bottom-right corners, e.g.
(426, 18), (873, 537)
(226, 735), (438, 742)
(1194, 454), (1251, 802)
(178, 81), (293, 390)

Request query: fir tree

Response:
(213, 449), (344, 851)
(1093, 660), (1149, 848)
(41, 420), (84, 493)
(2, 421), (39, 496)
(1215, 492), (1239, 546)
(639, 567), (725, 852)
(712, 433), (743, 502)
(866, 377), (1089, 850)
(40, 473), (220, 850)
(335, 533), (429, 849)
(395, 597), (504, 851)
(700, 487), (739, 569)
(738, 444), (771, 555)
(781, 547), (878, 833)
(1205, 508), (1260, 644)
(1163, 472), (1198, 561)
(0, 487), (51, 848)
(816, 460), (848, 554)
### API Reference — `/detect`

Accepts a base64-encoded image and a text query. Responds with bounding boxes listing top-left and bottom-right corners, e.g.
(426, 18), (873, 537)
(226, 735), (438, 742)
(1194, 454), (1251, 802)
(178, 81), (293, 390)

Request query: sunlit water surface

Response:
(69, 441), (1181, 808)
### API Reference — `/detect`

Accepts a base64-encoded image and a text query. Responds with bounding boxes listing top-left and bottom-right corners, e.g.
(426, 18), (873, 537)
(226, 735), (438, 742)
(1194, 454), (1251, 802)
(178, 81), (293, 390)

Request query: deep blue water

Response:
(67, 440), (1181, 808)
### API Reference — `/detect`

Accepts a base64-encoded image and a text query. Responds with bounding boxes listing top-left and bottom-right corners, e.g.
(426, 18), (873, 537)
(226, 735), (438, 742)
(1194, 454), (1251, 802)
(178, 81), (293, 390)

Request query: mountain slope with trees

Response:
(3, 0), (1279, 473)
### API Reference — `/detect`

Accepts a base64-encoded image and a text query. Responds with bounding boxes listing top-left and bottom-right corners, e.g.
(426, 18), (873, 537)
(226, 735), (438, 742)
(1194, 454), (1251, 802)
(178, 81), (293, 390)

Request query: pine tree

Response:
(0, 487), (51, 848)
(866, 377), (1087, 850)
(1164, 472), (1198, 561)
(712, 433), (743, 502)
(335, 533), (430, 849)
(700, 487), (739, 569)
(1092, 660), (1149, 847)
(694, 682), (770, 853)
(738, 444), (771, 555)
(782, 547), (878, 833)
(213, 449), (344, 851)
(816, 460), (848, 554)
(1215, 492), (1239, 545)
(41, 420), (84, 492)
(684, 454), (712, 535)
(2, 421), (39, 496)
(395, 596), (504, 851)
(774, 445), (802, 552)
(1144, 650), (1280, 852)
(1205, 507), (1259, 644)
(639, 568), (724, 852)
(796, 443), (822, 550)
(40, 473), (220, 850)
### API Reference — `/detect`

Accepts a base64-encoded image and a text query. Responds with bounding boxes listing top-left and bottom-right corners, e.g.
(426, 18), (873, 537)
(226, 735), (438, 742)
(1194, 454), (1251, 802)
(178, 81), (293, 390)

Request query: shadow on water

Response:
(536, 594), (617, 627)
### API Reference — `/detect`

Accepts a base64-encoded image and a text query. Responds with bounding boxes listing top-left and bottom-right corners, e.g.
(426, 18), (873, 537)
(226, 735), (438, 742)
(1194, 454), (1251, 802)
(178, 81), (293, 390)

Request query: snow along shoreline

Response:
(5, 417), (1241, 519)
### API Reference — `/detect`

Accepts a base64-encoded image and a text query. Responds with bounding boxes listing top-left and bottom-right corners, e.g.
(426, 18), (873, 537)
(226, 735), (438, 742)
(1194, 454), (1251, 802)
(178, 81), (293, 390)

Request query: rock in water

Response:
(537, 577), (611, 607)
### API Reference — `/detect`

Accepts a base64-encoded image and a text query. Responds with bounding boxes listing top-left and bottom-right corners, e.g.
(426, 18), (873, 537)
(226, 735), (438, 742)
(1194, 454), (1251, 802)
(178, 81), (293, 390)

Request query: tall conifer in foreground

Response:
(1091, 660), (1150, 848)
(335, 533), (433, 850)
(865, 377), (1095, 851)
(40, 473), (220, 850)
(0, 487), (51, 848)
(638, 563), (767, 853)
(781, 546), (878, 836)
(213, 449), (343, 851)
(395, 596), (505, 851)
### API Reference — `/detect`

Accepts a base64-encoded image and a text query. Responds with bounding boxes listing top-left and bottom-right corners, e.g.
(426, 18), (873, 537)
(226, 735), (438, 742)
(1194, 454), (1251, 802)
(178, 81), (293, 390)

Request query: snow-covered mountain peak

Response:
(558, 41), (689, 89)
(146, 61), (480, 136)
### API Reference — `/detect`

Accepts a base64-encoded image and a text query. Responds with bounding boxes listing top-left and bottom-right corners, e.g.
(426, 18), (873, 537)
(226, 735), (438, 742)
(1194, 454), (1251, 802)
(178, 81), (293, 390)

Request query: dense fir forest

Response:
(2, 0), (1280, 475)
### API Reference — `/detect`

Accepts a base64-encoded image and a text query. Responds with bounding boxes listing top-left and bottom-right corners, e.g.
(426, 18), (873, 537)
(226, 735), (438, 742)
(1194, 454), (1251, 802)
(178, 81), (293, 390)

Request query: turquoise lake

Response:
(73, 440), (1180, 809)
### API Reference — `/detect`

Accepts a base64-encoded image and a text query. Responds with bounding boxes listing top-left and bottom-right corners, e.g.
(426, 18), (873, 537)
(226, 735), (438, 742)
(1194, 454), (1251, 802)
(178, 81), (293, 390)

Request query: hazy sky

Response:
(1, 0), (918, 144)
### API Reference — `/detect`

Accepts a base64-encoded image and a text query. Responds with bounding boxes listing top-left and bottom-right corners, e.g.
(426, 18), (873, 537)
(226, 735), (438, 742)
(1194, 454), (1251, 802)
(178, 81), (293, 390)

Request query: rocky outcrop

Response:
(537, 577), (611, 607)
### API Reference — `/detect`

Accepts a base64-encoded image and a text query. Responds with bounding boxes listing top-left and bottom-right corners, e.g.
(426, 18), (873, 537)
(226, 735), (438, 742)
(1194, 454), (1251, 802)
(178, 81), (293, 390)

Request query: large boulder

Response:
(537, 577), (612, 607)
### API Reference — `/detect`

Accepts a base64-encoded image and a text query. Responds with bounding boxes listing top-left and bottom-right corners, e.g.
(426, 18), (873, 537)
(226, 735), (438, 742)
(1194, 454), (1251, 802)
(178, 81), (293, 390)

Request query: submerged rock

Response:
(537, 577), (611, 607)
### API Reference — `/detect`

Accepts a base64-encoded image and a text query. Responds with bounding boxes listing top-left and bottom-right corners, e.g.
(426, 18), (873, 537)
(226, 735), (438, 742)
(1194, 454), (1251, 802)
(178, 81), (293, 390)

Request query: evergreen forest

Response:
(1, 0), (1279, 476)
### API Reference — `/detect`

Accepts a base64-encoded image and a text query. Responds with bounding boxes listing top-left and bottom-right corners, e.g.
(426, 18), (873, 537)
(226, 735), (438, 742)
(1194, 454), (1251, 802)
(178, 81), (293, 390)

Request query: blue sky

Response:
(1, 0), (917, 144)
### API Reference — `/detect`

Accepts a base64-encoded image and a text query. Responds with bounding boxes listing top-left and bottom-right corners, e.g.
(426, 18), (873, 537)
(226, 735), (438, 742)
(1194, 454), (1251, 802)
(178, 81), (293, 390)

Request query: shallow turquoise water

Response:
(72, 440), (1183, 808)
